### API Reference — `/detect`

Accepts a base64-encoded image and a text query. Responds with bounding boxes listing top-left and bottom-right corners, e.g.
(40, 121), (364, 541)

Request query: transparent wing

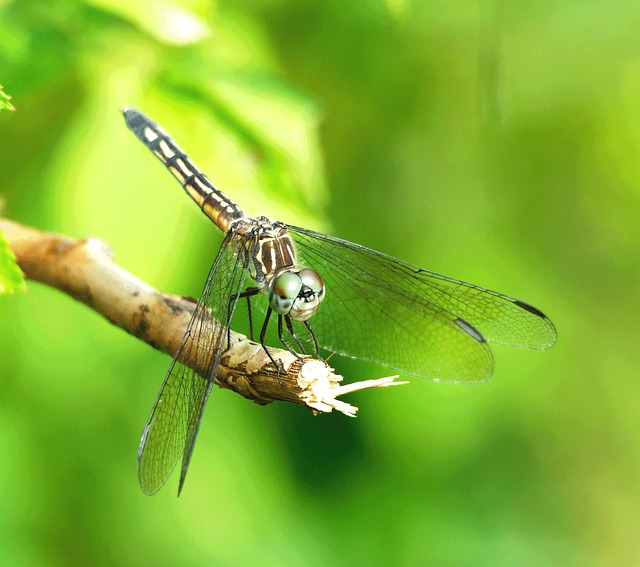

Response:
(288, 226), (556, 383)
(138, 232), (251, 495)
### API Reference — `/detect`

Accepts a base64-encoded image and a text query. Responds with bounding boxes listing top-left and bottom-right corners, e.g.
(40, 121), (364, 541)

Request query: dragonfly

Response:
(123, 108), (556, 495)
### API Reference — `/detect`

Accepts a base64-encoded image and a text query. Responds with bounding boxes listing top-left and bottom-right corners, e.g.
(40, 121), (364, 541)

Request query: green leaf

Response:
(0, 229), (25, 295)
(85, 0), (211, 46)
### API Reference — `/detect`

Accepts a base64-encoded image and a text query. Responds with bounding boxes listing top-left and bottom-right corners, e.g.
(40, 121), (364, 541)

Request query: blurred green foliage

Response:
(1, 0), (640, 566)
(0, 85), (15, 112)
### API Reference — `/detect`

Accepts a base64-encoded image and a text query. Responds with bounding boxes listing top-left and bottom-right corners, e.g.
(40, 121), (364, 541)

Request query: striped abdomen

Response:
(124, 108), (244, 233)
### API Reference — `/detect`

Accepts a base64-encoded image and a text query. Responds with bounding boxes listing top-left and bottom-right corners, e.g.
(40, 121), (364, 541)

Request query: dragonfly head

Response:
(269, 268), (325, 322)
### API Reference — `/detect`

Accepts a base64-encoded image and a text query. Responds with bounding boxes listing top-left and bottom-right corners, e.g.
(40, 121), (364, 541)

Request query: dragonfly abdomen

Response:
(123, 108), (244, 233)
(180, 172), (244, 233)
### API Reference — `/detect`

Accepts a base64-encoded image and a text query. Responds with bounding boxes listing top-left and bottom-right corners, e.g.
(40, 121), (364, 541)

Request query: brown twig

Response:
(0, 218), (406, 415)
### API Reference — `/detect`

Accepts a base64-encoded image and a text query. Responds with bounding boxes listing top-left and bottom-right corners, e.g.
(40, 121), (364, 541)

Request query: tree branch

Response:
(0, 218), (406, 416)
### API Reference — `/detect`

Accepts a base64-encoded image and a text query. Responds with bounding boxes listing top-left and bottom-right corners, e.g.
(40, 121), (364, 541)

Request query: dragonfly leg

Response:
(240, 287), (260, 341)
(259, 306), (284, 383)
(228, 287), (260, 345)
(285, 316), (307, 354)
(276, 315), (304, 360)
(303, 320), (320, 358)
(245, 295), (253, 340)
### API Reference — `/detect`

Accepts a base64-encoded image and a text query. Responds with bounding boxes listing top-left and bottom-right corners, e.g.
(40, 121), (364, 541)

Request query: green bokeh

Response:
(1, 1), (639, 565)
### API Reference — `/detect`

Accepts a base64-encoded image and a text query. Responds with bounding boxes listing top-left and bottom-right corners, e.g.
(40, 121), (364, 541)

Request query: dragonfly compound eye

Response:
(288, 268), (325, 322)
(269, 271), (303, 314)
(299, 268), (325, 301)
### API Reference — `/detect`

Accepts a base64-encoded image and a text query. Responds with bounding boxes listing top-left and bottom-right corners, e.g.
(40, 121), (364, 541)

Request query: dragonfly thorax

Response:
(234, 217), (326, 320)
(269, 268), (325, 321)
(233, 217), (297, 287)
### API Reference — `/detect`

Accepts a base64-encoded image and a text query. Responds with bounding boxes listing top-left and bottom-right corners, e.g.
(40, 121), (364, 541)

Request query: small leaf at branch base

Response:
(0, 229), (25, 295)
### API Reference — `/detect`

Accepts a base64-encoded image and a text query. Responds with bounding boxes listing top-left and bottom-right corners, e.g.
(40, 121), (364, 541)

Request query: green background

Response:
(1, 1), (639, 565)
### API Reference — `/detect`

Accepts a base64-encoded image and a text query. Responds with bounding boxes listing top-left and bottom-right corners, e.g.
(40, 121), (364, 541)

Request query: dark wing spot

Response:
(455, 317), (486, 343)
(514, 299), (547, 319)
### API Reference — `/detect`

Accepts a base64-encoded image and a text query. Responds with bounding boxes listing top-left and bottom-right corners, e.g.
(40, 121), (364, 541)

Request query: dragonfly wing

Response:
(288, 226), (556, 383)
(137, 232), (251, 495)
